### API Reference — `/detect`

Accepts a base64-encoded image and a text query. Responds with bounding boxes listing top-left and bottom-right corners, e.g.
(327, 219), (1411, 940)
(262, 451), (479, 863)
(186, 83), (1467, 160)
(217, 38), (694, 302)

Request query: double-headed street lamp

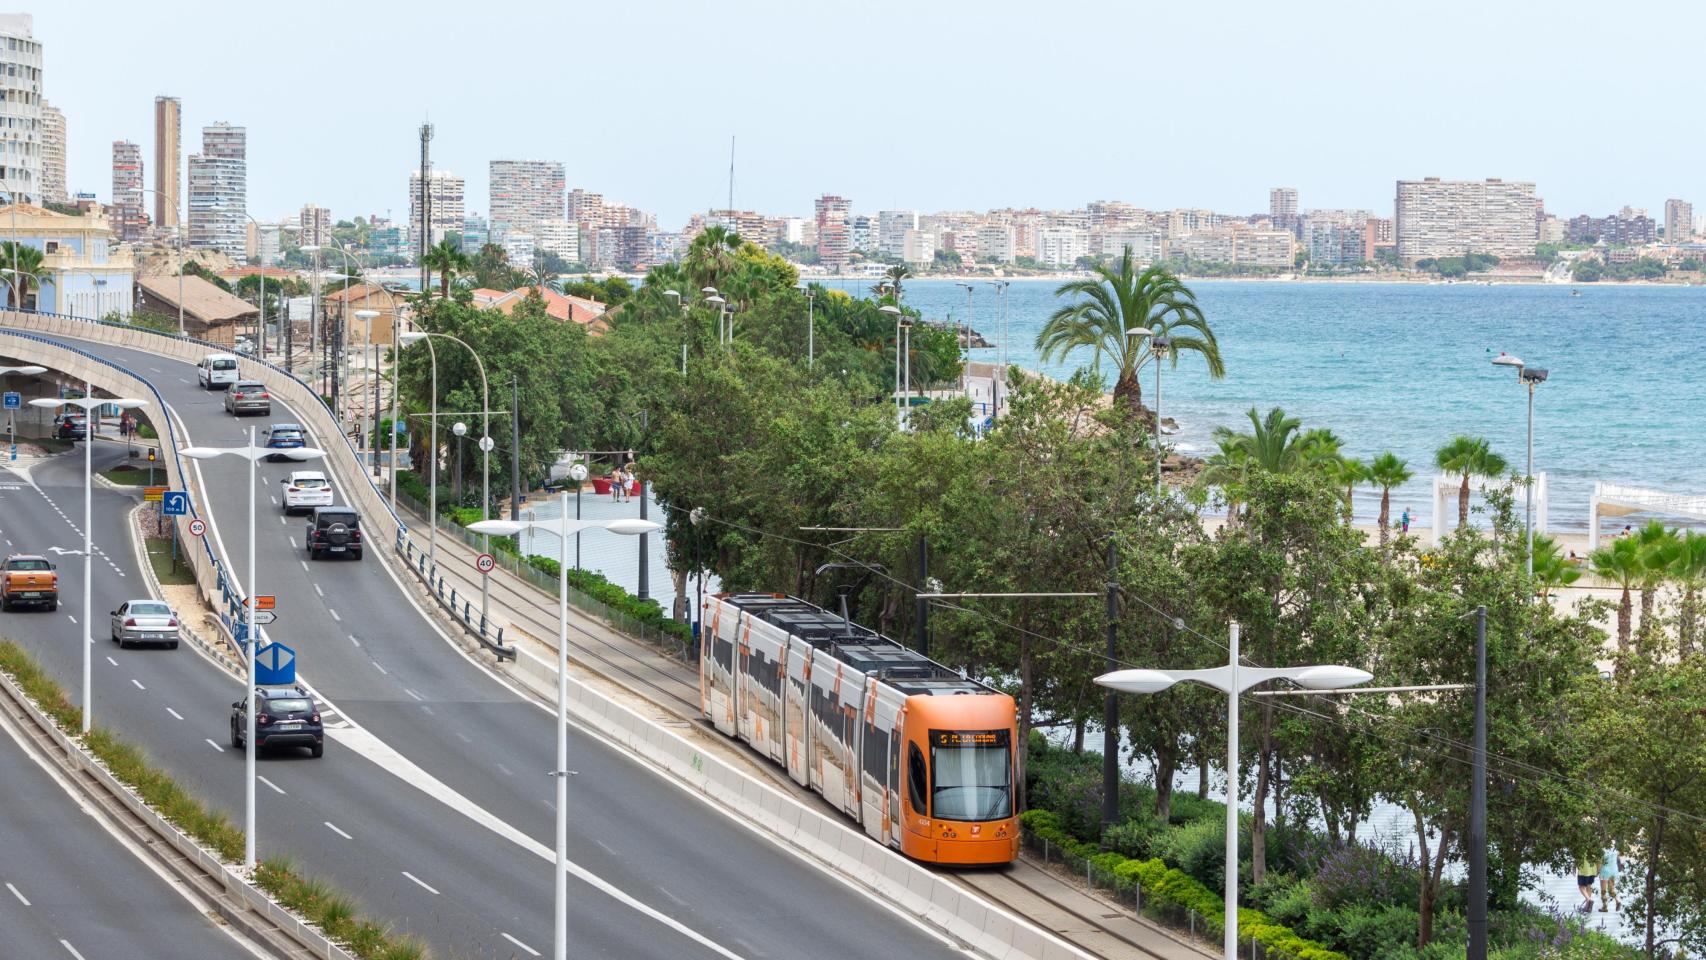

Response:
(1490, 354), (1547, 579)
(469, 507), (659, 960)
(398, 331), (494, 619)
(31, 386), (148, 734)
(1097, 623), (1371, 960)
(181, 429), (325, 873)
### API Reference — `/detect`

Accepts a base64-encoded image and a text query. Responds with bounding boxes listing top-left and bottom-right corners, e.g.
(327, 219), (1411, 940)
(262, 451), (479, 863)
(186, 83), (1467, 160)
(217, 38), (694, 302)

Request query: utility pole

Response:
(510, 376), (521, 522)
(1102, 536), (1120, 829)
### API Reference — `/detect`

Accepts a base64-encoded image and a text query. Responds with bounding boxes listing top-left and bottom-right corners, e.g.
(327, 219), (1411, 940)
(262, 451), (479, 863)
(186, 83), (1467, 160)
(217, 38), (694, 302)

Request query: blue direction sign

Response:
(161, 491), (189, 516)
(255, 641), (296, 685)
(2, 391), (19, 410)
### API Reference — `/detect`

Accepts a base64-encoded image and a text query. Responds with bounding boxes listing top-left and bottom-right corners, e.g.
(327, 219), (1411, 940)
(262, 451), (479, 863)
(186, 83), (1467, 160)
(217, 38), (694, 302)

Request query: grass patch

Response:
(0, 640), (430, 959)
(101, 465), (164, 486)
(144, 535), (196, 586)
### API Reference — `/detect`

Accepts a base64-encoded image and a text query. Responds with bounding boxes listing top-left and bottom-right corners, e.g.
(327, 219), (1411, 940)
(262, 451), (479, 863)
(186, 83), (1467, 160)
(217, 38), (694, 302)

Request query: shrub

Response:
(1155, 816), (1234, 892)
(1101, 817), (1164, 861)
(526, 556), (693, 647)
(1308, 839), (1421, 911)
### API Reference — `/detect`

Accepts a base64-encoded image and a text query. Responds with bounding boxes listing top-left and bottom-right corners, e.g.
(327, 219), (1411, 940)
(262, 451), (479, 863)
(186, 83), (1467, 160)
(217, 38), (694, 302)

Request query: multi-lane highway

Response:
(4, 332), (969, 959)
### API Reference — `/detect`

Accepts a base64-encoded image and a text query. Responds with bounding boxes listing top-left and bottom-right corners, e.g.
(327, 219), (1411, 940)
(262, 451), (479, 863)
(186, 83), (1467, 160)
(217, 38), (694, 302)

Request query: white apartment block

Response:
(1099, 229), (1164, 262)
(1036, 228), (1091, 267)
(1235, 230), (1297, 268)
(1394, 177), (1539, 262)
(298, 204), (331, 247)
(975, 224), (1016, 263)
(878, 210), (917, 257)
(41, 98), (65, 204)
(0, 15), (43, 204)
(500, 231), (535, 267)
(535, 218), (579, 262)
(110, 140), (146, 240)
(901, 228), (935, 265)
(1270, 187), (1299, 221)
(778, 217), (806, 244)
(409, 170), (466, 257)
(490, 159), (565, 235)
(187, 123), (247, 257)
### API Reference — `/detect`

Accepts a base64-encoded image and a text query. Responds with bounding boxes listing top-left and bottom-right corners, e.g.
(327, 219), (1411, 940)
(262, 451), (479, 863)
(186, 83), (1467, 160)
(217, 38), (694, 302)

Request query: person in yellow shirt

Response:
(1576, 855), (1598, 912)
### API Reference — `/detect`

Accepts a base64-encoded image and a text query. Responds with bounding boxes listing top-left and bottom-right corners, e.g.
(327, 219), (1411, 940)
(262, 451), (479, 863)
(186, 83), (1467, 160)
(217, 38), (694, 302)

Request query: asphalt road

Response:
(10, 334), (967, 960)
(0, 690), (251, 960)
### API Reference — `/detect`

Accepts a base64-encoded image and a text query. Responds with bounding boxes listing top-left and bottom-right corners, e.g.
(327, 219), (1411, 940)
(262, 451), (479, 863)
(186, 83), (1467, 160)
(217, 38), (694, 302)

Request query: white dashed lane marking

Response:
(6, 882), (28, 905)
(401, 871), (440, 895)
(205, 739), (225, 753)
(60, 939), (87, 960)
(404, 688), (423, 701)
(105, 656), (117, 667)
(327, 608), (340, 622)
(130, 678), (145, 691)
(258, 775), (285, 795)
(324, 822), (352, 840)
(166, 707), (183, 720)
(501, 934), (540, 957)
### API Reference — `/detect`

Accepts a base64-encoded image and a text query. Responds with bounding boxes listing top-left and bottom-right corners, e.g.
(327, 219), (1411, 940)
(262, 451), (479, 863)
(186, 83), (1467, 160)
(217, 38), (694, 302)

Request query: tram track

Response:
(954, 863), (1211, 960)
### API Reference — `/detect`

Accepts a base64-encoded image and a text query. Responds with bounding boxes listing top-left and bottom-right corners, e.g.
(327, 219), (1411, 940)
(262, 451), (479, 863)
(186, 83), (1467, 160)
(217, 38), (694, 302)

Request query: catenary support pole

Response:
(915, 536), (929, 657)
(1468, 604), (1488, 960)
(81, 382), (92, 734)
(1225, 621), (1240, 960)
(245, 425), (258, 872)
(511, 376), (521, 522)
(553, 490), (570, 960)
(1102, 536), (1120, 829)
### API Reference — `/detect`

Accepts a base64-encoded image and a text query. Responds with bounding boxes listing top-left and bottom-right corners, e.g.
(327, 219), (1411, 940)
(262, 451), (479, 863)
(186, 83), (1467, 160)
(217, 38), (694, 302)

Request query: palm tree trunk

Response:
(1112, 370), (1144, 423)
(1618, 587), (1632, 652)
(1639, 588), (1655, 648)
(1458, 476), (1472, 528)
(1378, 488), (1392, 547)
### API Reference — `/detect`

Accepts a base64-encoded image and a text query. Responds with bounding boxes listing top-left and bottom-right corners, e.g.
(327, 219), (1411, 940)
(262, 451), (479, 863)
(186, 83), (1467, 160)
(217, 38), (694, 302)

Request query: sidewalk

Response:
(396, 497), (1210, 960)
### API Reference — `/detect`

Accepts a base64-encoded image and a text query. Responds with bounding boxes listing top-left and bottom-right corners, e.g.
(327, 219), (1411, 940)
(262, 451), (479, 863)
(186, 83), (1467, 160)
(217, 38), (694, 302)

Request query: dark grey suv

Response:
(230, 685), (323, 757)
(305, 506), (362, 560)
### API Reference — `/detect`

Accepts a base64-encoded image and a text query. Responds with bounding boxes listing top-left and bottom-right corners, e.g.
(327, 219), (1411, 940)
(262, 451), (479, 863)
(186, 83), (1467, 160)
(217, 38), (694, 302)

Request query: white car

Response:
(280, 471), (333, 513)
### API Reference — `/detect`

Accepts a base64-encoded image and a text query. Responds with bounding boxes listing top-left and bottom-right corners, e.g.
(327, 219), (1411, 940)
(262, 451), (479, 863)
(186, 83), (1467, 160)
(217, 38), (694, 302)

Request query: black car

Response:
(230, 685), (323, 757)
(305, 506), (362, 560)
(54, 413), (87, 440)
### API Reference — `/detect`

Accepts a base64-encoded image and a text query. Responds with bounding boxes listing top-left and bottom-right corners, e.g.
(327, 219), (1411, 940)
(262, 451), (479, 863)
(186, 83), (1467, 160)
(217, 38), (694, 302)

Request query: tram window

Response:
(930, 729), (1012, 821)
(907, 743), (928, 814)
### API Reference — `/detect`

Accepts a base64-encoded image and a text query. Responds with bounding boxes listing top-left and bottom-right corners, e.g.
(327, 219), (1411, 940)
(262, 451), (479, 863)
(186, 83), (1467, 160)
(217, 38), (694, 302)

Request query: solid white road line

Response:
(130, 678), (145, 691)
(500, 933), (540, 957)
(60, 940), (87, 960)
(257, 775), (285, 795)
(5, 881), (28, 905)
(205, 739), (225, 753)
(323, 822), (352, 840)
(166, 707), (184, 720)
(400, 871), (440, 895)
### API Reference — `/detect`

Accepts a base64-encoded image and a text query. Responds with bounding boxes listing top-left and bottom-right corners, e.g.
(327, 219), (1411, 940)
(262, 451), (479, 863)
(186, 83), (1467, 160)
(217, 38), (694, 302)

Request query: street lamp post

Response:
(31, 386), (148, 734)
(955, 281), (973, 395)
(797, 283), (816, 371)
(181, 431), (324, 873)
(1097, 625), (1371, 960)
(469, 507), (659, 960)
(879, 304), (903, 425)
(1490, 355), (1547, 578)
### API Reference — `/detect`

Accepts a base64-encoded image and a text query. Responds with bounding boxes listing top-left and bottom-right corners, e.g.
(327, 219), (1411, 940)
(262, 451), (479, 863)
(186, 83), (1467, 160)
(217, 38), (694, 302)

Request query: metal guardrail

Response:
(395, 529), (512, 661)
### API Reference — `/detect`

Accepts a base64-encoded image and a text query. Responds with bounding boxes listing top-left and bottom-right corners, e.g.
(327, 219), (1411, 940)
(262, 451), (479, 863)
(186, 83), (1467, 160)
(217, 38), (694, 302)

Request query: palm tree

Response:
(1330, 457), (1372, 522)
(0, 241), (45, 309)
(1434, 436), (1508, 529)
(881, 264), (912, 303)
(1035, 249), (1224, 422)
(1590, 537), (1643, 653)
(422, 239), (470, 299)
(1531, 534), (1582, 599)
(1635, 522), (1679, 645)
(1195, 434), (1251, 526)
(685, 225), (744, 289)
(1669, 530), (1706, 654)
(1368, 452), (1414, 544)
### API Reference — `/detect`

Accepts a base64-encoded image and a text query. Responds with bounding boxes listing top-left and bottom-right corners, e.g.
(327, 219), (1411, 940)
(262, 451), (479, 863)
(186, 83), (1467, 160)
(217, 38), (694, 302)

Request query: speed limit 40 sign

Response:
(475, 553), (496, 574)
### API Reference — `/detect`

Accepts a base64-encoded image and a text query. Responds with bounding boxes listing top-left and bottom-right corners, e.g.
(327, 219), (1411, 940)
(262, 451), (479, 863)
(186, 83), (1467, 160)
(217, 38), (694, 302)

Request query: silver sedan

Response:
(109, 600), (181, 649)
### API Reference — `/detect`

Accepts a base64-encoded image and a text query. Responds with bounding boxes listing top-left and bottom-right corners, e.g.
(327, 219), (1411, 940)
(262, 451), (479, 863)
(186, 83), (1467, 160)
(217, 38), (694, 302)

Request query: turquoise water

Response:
(827, 279), (1706, 532)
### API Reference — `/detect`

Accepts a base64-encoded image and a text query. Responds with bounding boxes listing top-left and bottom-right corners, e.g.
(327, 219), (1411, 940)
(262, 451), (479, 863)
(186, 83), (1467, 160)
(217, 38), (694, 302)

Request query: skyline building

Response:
(1394, 177), (1540, 262)
(1665, 198), (1693, 244)
(153, 96), (181, 231)
(878, 210), (917, 258)
(187, 122), (247, 257)
(489, 159), (565, 237)
(0, 14), (43, 204)
(814, 194), (850, 269)
(298, 203), (331, 247)
(110, 140), (146, 240)
(41, 99), (65, 204)
(408, 169), (465, 257)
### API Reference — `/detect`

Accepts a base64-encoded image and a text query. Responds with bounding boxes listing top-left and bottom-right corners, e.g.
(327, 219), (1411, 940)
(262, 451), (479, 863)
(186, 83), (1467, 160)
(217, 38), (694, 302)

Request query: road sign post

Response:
(475, 553), (496, 574)
(188, 518), (207, 538)
(162, 491), (188, 516)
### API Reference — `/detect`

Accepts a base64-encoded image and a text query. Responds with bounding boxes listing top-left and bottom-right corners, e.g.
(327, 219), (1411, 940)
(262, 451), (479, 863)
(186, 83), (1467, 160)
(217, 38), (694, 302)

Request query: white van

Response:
(198, 353), (240, 390)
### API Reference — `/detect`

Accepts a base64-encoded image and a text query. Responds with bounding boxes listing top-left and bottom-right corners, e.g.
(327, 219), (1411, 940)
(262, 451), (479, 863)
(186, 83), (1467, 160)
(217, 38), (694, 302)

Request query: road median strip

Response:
(0, 639), (429, 960)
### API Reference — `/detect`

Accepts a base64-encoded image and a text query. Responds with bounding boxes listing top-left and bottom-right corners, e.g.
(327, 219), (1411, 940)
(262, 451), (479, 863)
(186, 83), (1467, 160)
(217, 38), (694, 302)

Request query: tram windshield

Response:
(930, 729), (1012, 821)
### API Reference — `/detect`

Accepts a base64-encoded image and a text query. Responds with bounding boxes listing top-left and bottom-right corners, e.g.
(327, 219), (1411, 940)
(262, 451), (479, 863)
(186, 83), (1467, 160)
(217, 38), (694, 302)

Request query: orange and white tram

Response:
(701, 593), (1019, 866)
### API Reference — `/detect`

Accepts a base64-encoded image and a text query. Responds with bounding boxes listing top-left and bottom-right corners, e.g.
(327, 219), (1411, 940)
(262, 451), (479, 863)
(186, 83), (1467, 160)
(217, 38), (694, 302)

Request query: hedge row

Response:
(1022, 809), (1349, 960)
(523, 556), (694, 647)
(0, 641), (427, 960)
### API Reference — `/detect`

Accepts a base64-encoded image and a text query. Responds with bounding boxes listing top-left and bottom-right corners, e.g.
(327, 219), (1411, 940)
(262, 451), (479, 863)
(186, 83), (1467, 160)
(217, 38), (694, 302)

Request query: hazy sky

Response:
(43, 1), (1706, 228)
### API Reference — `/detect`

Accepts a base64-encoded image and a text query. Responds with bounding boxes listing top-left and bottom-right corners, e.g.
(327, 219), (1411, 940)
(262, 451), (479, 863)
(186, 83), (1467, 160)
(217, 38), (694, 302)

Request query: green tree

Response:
(1532, 534), (1583, 599)
(1635, 521), (1679, 648)
(1669, 530), (1706, 654)
(881, 264), (911, 302)
(1035, 250), (1224, 423)
(1368, 451), (1414, 545)
(1434, 435), (1508, 529)
(683, 225), (744, 290)
(0, 241), (46, 308)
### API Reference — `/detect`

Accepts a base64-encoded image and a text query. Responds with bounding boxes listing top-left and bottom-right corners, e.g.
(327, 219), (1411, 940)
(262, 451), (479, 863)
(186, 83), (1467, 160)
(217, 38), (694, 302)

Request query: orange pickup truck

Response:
(1, 554), (59, 610)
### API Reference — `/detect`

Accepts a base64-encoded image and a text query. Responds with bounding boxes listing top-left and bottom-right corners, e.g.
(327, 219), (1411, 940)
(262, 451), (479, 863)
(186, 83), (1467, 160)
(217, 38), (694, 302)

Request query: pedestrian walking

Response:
(610, 465), (625, 502)
(1400, 508), (1411, 534)
(1599, 846), (1622, 912)
(1576, 855), (1598, 912)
